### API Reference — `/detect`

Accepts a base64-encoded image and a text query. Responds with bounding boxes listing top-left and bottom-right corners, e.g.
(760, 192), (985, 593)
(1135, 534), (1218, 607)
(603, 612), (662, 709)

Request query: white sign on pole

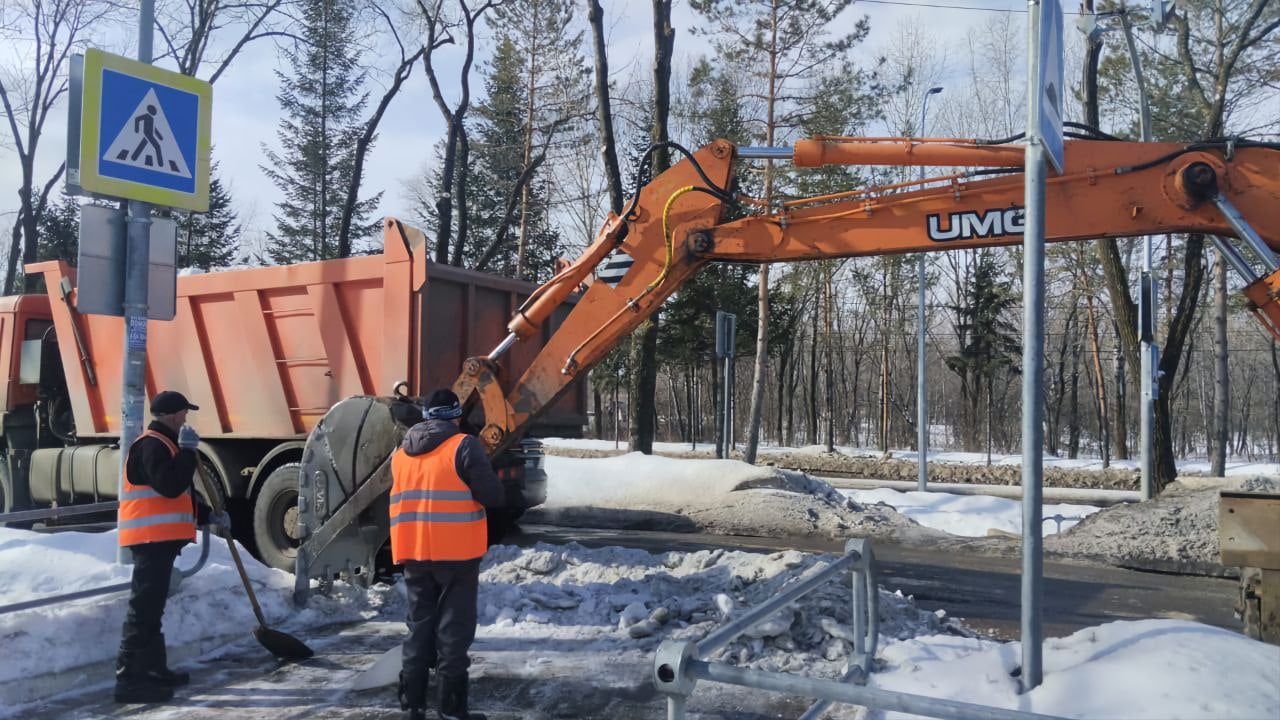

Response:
(1036, 0), (1066, 174)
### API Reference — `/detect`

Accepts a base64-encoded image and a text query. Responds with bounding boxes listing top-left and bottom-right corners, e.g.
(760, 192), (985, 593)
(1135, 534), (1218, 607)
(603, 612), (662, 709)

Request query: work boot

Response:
(437, 674), (485, 720)
(145, 634), (190, 687)
(399, 669), (428, 720)
(114, 648), (175, 704)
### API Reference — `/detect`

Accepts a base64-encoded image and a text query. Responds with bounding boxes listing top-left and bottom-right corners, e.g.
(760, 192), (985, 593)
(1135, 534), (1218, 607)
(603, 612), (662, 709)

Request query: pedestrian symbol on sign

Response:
(102, 88), (192, 178)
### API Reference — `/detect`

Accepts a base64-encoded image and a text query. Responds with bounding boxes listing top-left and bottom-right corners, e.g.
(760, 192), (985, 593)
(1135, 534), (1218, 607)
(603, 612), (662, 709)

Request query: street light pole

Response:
(917, 86), (942, 493)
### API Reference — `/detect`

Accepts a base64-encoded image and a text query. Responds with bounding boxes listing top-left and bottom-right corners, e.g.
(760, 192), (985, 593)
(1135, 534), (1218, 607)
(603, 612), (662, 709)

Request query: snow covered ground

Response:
(1, 528), (1276, 719)
(841, 488), (1102, 537)
(2, 452), (1277, 717)
(539, 438), (1280, 477)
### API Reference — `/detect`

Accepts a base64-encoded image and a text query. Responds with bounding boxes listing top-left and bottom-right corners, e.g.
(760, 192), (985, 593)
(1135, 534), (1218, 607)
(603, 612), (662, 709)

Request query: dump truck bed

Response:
(28, 219), (586, 440)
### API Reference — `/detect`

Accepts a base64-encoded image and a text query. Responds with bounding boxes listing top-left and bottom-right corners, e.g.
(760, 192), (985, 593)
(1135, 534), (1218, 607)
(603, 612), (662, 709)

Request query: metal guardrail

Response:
(652, 538), (1068, 720)
(0, 527), (212, 616)
(0, 500), (120, 525)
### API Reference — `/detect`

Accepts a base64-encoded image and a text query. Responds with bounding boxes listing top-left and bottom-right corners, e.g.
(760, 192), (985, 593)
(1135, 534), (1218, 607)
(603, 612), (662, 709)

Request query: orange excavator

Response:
(293, 133), (1280, 597)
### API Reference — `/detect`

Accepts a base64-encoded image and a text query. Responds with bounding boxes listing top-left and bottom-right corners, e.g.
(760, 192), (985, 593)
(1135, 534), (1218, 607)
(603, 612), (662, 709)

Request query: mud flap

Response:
(294, 396), (412, 605)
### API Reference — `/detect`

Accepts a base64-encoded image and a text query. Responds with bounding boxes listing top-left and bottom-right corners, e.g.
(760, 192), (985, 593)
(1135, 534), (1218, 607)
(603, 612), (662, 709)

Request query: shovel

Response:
(195, 464), (314, 661)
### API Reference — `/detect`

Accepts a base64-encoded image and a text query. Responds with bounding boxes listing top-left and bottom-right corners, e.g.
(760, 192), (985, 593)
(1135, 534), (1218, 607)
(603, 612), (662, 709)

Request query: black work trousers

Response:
(120, 540), (184, 652)
(402, 558), (481, 682)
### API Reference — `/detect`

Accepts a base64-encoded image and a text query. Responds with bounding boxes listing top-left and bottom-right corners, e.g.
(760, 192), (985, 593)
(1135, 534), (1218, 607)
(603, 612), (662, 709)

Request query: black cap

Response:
(424, 388), (462, 420)
(151, 390), (199, 415)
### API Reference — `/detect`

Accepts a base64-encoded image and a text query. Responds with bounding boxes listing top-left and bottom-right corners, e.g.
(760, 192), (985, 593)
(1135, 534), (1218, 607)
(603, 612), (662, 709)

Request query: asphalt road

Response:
(511, 523), (1244, 640)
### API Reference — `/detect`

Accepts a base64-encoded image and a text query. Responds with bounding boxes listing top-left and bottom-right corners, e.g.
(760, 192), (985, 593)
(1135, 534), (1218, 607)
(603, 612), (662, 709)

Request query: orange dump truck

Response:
(0, 219), (585, 570)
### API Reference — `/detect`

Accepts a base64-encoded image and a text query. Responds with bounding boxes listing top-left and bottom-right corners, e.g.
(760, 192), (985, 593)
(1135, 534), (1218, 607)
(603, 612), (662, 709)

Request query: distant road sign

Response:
(1035, 0), (1065, 174)
(76, 49), (211, 211)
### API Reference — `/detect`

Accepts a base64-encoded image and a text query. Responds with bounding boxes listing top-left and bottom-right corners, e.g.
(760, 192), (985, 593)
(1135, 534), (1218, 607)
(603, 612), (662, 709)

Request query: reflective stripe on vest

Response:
(117, 429), (197, 547)
(389, 433), (488, 562)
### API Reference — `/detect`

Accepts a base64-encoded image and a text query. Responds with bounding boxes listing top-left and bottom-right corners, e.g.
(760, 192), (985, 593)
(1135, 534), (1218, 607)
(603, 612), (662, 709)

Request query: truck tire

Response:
(253, 463), (303, 572)
(0, 460), (9, 516)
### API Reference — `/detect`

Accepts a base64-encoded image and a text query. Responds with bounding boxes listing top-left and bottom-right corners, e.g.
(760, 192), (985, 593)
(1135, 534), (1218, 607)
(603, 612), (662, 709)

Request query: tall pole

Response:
(1121, 7), (1157, 501)
(120, 0), (155, 562)
(917, 86), (942, 493)
(1021, 0), (1047, 690)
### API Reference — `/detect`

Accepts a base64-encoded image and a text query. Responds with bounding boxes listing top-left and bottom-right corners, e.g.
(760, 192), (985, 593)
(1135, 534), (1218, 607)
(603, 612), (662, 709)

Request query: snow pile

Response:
(531, 453), (923, 541)
(476, 542), (964, 678)
(0, 527), (387, 706)
(868, 620), (1279, 720)
(540, 438), (1280, 480)
(844, 488), (1101, 538)
(1046, 476), (1280, 571)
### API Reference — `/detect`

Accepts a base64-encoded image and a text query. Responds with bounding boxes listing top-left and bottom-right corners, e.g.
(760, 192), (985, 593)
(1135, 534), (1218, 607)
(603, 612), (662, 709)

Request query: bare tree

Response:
(337, 4), (425, 257)
(586, 0), (623, 215)
(153, 0), (294, 83)
(415, 0), (498, 264)
(0, 0), (117, 293)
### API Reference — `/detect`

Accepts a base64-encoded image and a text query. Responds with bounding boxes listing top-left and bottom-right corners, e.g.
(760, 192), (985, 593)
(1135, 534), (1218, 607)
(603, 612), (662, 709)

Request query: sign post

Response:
(67, 2), (211, 563)
(1022, 0), (1063, 692)
(715, 312), (737, 459)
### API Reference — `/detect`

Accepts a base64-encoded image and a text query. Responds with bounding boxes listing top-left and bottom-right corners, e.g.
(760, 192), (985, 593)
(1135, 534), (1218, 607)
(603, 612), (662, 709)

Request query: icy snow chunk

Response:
(618, 601), (649, 629)
(627, 619), (658, 638)
(527, 591), (580, 610)
(494, 607), (518, 628)
(743, 609), (794, 638)
(648, 606), (671, 626)
(515, 549), (562, 574)
(819, 616), (857, 642)
(714, 593), (735, 620)
(824, 638), (850, 661)
(607, 592), (650, 611)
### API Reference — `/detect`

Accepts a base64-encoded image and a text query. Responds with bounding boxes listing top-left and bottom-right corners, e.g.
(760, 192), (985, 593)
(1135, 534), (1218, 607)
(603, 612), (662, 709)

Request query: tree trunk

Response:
(587, 0), (624, 215)
(1113, 340), (1128, 460)
(1211, 251), (1229, 475)
(1084, 295), (1111, 467)
(630, 0), (674, 454)
(807, 292), (819, 446)
(825, 269), (835, 452)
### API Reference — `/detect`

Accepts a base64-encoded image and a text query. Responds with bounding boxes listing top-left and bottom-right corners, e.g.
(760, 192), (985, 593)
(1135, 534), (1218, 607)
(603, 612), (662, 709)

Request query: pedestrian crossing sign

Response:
(76, 49), (211, 211)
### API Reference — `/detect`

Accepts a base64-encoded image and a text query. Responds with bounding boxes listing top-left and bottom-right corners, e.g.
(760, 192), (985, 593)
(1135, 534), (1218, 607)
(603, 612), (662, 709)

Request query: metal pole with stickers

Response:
(65, 0), (212, 562)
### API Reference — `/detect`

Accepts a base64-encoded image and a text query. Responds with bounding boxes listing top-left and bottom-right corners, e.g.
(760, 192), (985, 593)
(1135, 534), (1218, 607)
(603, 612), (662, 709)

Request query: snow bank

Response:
(0, 527), (386, 706)
(869, 620), (1279, 720)
(541, 452), (780, 509)
(539, 438), (1280, 477)
(533, 454), (925, 541)
(843, 488), (1101, 537)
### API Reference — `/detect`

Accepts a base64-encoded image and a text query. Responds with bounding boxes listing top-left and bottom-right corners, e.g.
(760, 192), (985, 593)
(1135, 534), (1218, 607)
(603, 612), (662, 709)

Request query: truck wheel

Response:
(253, 463), (303, 572)
(0, 460), (9, 516)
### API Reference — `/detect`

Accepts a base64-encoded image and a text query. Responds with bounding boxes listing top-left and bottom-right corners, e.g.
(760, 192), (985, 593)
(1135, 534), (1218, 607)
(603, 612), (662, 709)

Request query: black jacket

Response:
(400, 420), (504, 508)
(126, 421), (210, 527)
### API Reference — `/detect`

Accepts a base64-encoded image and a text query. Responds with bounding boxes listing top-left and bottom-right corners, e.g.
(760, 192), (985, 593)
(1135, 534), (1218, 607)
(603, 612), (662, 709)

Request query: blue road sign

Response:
(76, 49), (211, 211)
(1036, 0), (1065, 174)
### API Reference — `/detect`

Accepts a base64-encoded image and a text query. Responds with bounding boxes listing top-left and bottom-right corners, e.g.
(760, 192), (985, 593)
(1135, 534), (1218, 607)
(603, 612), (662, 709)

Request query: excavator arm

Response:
(463, 136), (1280, 454)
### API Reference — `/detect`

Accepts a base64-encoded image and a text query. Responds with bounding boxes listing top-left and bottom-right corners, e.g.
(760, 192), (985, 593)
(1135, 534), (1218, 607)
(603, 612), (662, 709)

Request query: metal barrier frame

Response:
(0, 500), (120, 524)
(0, 527), (211, 615)
(652, 538), (1068, 720)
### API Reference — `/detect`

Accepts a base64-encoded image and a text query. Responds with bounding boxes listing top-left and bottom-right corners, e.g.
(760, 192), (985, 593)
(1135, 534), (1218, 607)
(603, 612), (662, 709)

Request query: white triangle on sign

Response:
(101, 88), (192, 178)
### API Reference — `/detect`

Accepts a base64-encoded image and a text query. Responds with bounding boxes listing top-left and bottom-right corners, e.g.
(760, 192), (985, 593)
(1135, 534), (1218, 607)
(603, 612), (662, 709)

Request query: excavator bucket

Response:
(293, 396), (412, 605)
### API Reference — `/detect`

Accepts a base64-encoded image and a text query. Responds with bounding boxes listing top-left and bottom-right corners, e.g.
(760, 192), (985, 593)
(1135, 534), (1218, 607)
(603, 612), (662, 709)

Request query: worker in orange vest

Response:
(114, 391), (230, 704)
(392, 389), (505, 720)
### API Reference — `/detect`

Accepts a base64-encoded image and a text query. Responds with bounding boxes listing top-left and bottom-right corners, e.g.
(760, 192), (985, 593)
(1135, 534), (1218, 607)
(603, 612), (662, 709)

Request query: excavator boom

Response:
(463, 136), (1280, 453)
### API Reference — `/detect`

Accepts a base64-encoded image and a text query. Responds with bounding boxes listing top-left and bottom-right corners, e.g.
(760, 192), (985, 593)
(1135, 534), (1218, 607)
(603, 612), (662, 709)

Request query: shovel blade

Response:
(254, 625), (314, 661)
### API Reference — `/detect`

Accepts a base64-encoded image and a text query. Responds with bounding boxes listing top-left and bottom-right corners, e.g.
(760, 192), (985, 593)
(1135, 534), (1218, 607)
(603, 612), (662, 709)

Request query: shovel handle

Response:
(194, 464), (270, 628)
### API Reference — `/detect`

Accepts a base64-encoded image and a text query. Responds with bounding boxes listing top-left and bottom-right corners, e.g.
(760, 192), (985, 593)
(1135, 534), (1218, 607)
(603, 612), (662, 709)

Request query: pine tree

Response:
(483, 0), (589, 281)
(945, 252), (1022, 453)
(36, 193), (80, 267)
(177, 164), (242, 269)
(261, 0), (381, 264)
(466, 37), (533, 277)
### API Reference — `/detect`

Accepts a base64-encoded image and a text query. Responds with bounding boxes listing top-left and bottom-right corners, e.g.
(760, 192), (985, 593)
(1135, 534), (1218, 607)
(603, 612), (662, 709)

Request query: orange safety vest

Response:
(389, 433), (488, 563)
(117, 430), (197, 547)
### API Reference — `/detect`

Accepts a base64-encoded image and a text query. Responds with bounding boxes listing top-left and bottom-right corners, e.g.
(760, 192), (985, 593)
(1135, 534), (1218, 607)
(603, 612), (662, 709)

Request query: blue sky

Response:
(1, 0), (1048, 260)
